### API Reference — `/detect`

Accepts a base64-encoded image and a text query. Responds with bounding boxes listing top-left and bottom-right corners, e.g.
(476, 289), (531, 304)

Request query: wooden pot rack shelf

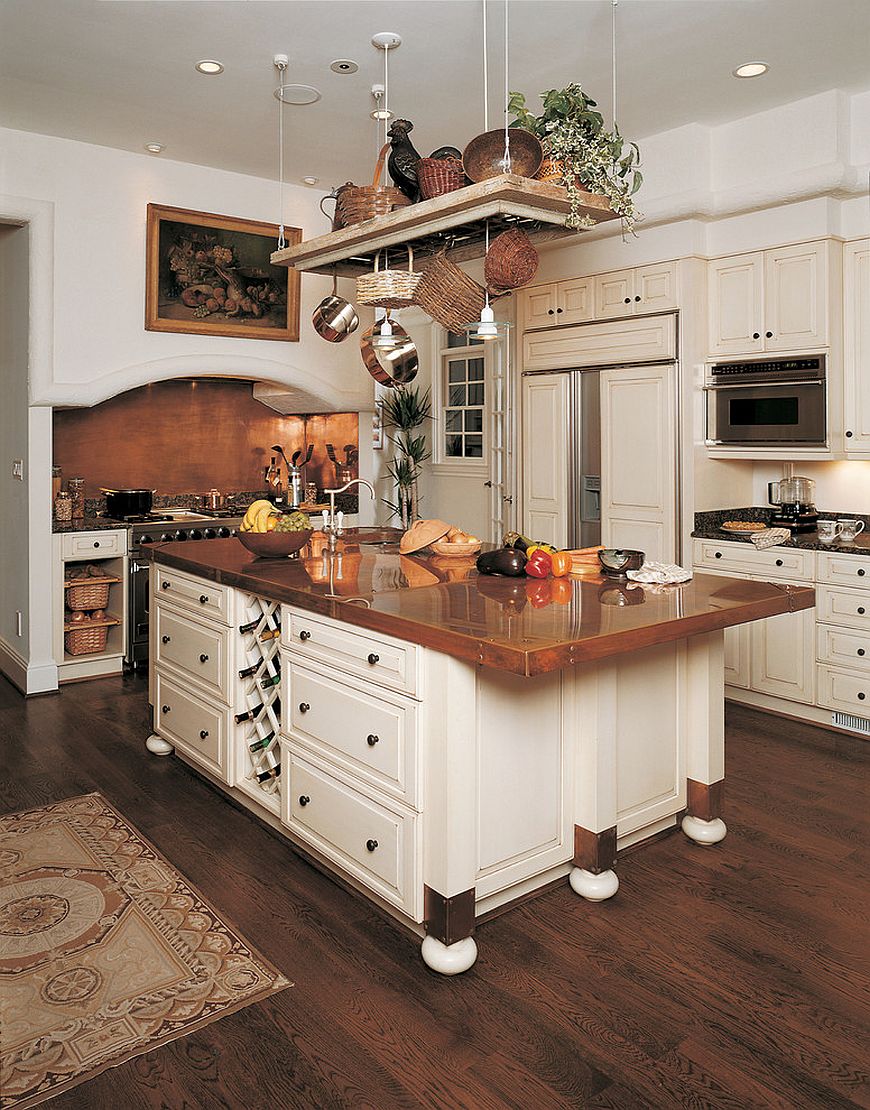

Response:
(270, 174), (617, 277)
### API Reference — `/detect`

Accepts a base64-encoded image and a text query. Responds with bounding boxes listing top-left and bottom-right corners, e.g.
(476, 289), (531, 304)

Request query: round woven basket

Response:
(414, 250), (488, 333)
(356, 246), (422, 309)
(484, 228), (539, 293)
(417, 156), (466, 200)
(333, 143), (413, 228)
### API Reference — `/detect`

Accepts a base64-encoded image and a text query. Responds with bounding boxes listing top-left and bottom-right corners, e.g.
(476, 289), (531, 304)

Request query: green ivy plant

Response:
(509, 84), (642, 234)
(380, 385), (431, 528)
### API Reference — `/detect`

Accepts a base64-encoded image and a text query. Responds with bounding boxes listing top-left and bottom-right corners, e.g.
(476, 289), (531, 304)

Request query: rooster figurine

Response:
(387, 119), (422, 202)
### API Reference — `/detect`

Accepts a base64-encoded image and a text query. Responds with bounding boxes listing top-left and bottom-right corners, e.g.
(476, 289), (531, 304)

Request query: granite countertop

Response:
(693, 508), (870, 556)
(147, 535), (814, 677)
(53, 515), (132, 534)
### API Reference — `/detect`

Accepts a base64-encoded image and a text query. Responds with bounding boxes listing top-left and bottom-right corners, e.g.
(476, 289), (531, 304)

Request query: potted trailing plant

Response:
(381, 385), (431, 529)
(508, 83), (642, 234)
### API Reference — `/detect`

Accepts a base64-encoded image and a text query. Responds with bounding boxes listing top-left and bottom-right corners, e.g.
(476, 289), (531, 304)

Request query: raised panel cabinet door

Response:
(556, 276), (594, 324)
(521, 373), (569, 548)
(600, 365), (676, 562)
(764, 241), (828, 351)
(749, 601), (815, 704)
(844, 241), (870, 452)
(708, 253), (764, 356)
(522, 284), (559, 329)
(594, 269), (635, 319)
(635, 262), (678, 311)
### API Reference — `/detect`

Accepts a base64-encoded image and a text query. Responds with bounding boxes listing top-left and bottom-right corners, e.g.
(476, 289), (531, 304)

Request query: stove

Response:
(126, 510), (245, 667)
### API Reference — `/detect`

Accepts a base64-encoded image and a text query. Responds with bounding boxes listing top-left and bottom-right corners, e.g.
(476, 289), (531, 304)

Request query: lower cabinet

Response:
(748, 602), (816, 703)
(154, 672), (230, 781)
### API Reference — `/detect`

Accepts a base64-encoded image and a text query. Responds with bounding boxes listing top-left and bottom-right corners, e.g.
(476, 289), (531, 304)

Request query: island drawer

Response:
(816, 551), (870, 586)
(154, 604), (231, 702)
(816, 585), (870, 631)
(283, 608), (419, 696)
(282, 749), (419, 916)
(693, 540), (813, 581)
(62, 530), (127, 559)
(816, 665), (870, 715)
(154, 671), (229, 783)
(153, 565), (232, 624)
(284, 661), (419, 806)
(816, 626), (870, 673)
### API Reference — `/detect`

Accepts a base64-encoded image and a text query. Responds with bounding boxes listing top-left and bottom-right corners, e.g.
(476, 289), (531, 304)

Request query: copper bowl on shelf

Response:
(462, 128), (543, 183)
(237, 530), (313, 558)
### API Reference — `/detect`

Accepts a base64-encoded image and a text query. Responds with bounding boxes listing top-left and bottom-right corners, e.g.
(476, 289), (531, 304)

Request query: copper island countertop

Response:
(149, 537), (816, 677)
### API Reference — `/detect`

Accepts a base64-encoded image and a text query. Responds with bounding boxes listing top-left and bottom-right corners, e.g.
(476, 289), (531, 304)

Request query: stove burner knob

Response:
(203, 528), (217, 539)
(139, 534), (154, 544)
(174, 530), (188, 541)
(189, 529), (204, 540)
(217, 527), (231, 538)
(160, 532), (174, 542)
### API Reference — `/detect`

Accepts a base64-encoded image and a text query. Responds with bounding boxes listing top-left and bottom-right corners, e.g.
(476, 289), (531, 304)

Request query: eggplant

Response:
(476, 548), (527, 577)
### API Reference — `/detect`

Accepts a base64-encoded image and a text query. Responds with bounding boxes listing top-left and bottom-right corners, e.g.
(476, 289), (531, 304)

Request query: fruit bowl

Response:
(237, 530), (313, 558)
(430, 538), (482, 557)
(597, 548), (645, 577)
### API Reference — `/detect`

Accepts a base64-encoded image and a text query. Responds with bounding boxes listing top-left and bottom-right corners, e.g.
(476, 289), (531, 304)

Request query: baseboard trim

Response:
(0, 638), (58, 696)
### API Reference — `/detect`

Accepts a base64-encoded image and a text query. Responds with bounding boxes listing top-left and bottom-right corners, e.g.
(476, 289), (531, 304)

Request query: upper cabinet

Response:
(843, 239), (870, 456)
(708, 240), (830, 356)
(521, 262), (677, 331)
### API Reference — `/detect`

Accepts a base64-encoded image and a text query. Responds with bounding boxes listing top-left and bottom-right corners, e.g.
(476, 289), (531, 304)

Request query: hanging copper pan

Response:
(359, 321), (419, 387)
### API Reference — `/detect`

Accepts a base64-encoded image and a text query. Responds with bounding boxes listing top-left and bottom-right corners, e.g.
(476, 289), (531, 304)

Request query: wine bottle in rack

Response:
(238, 617), (260, 634)
(239, 656), (264, 679)
(256, 764), (281, 783)
(259, 625), (281, 641)
(234, 702), (264, 723)
(260, 673), (281, 690)
(249, 731), (275, 752)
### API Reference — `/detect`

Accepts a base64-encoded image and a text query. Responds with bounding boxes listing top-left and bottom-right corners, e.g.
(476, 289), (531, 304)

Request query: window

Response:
(443, 352), (485, 459)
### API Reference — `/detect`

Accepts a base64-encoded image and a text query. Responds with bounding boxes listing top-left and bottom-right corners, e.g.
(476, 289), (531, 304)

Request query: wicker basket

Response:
(65, 580), (113, 610)
(417, 156), (466, 200)
(333, 143), (413, 229)
(356, 246), (422, 309)
(484, 228), (539, 292)
(64, 623), (110, 656)
(414, 250), (488, 333)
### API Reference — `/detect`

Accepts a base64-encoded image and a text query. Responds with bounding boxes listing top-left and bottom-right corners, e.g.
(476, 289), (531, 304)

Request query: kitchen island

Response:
(144, 536), (814, 975)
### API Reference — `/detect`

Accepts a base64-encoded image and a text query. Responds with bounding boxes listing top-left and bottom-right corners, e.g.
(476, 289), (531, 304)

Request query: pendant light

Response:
(371, 308), (398, 350)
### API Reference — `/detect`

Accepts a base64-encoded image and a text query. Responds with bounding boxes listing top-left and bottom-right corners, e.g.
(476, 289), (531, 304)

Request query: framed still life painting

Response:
(145, 204), (301, 341)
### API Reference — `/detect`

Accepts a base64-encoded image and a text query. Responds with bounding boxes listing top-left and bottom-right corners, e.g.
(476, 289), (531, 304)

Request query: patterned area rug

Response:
(0, 793), (291, 1108)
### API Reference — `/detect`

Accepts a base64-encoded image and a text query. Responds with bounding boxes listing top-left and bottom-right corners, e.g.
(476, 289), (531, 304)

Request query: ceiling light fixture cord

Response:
(276, 57), (287, 250)
(612, 0), (618, 129)
(482, 0), (489, 132)
(383, 44), (390, 148)
(502, 0), (511, 173)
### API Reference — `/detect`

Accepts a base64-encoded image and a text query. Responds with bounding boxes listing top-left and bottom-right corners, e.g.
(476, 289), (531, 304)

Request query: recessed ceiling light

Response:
(196, 59), (224, 75)
(330, 59), (359, 74)
(302, 176), (319, 186)
(732, 62), (769, 79)
(273, 83), (321, 105)
(144, 142), (164, 154)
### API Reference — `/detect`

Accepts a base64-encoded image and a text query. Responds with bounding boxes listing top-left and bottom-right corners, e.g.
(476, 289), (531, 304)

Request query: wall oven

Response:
(705, 354), (827, 446)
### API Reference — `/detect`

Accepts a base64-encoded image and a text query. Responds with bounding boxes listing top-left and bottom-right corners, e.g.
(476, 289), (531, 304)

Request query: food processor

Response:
(767, 476), (818, 532)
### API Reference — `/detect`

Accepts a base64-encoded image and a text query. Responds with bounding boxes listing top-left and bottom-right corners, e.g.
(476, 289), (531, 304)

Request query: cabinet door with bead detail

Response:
(594, 269), (634, 319)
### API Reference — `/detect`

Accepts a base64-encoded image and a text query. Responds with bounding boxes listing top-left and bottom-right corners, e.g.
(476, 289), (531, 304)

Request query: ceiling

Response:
(2, 0), (868, 190)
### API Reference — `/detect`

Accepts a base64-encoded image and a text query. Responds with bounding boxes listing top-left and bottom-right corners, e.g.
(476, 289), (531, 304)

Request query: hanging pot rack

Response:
(270, 173), (617, 278)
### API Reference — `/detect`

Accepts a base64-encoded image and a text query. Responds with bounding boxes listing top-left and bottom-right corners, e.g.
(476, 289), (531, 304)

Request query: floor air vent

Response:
(831, 711), (870, 735)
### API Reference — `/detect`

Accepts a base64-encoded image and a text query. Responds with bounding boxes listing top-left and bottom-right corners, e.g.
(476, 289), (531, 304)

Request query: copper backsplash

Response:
(53, 379), (359, 498)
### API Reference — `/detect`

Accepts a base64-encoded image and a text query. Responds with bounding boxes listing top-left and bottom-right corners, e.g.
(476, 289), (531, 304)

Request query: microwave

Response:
(705, 355), (827, 446)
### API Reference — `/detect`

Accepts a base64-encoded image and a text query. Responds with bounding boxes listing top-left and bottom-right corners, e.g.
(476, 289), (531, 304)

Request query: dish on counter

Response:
(719, 521), (768, 533)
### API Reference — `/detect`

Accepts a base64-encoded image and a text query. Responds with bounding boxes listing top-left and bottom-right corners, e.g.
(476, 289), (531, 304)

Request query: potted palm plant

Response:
(508, 84), (642, 234)
(381, 385), (431, 528)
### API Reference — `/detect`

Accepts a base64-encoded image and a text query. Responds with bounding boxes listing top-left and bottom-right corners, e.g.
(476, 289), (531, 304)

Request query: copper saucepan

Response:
(312, 272), (359, 343)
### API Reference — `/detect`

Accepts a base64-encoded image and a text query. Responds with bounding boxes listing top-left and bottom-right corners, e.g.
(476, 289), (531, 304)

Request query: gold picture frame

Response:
(145, 203), (301, 341)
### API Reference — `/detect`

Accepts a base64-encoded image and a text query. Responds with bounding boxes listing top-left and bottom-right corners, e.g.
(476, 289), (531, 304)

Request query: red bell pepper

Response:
(525, 549), (553, 578)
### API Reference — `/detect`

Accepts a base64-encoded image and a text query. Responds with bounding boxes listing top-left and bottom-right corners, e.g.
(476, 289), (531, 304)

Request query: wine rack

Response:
(234, 594), (282, 814)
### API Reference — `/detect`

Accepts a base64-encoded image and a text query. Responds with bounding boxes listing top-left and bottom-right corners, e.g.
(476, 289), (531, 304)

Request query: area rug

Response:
(0, 793), (291, 1109)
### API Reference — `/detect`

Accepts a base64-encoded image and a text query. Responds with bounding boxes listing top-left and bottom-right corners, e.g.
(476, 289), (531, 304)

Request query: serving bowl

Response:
(462, 128), (543, 183)
(430, 538), (483, 558)
(237, 530), (313, 558)
(597, 548), (645, 577)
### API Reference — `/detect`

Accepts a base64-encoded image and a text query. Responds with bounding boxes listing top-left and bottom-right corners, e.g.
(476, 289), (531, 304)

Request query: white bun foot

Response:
(146, 733), (174, 756)
(569, 867), (619, 901)
(681, 815), (727, 845)
(421, 935), (478, 976)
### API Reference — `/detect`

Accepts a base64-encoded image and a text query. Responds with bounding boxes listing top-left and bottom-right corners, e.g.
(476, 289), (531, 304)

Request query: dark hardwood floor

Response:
(1, 673), (868, 1110)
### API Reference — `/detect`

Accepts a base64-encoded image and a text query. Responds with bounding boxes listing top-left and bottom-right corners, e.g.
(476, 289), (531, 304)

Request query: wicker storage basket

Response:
(334, 143), (413, 228)
(65, 580), (113, 610)
(414, 250), (488, 333)
(356, 246), (422, 309)
(417, 156), (466, 200)
(484, 228), (539, 292)
(64, 623), (110, 656)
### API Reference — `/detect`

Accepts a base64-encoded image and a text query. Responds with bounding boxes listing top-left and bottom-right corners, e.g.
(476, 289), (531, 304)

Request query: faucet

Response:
(321, 478), (376, 550)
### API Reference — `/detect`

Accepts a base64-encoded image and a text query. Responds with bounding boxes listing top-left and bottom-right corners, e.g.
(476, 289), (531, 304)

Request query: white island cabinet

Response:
(145, 541), (813, 975)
